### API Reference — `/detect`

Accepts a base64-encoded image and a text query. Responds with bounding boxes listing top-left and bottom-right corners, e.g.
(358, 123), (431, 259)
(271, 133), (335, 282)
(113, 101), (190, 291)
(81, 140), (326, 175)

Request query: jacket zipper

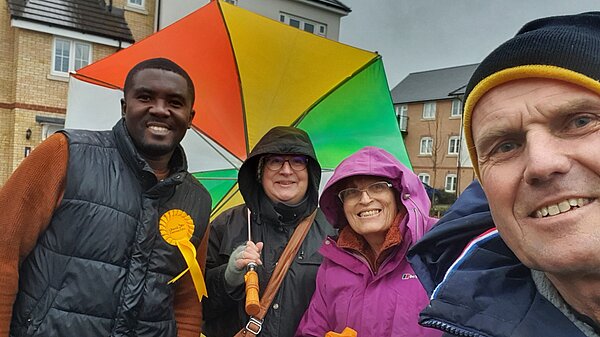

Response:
(413, 208), (421, 238)
(405, 196), (424, 239)
(344, 244), (400, 278)
(421, 319), (487, 337)
(346, 249), (376, 276)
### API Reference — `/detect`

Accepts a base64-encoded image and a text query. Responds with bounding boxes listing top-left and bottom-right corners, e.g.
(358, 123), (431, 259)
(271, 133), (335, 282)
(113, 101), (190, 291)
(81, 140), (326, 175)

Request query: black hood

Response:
(238, 126), (321, 220)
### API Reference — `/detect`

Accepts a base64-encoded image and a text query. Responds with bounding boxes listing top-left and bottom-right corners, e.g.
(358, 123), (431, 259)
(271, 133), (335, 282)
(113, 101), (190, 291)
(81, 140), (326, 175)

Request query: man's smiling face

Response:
(121, 68), (195, 162)
(472, 78), (600, 275)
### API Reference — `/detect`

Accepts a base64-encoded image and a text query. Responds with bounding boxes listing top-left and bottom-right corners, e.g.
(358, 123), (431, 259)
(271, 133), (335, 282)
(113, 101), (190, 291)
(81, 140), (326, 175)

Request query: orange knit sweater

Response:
(0, 133), (207, 337)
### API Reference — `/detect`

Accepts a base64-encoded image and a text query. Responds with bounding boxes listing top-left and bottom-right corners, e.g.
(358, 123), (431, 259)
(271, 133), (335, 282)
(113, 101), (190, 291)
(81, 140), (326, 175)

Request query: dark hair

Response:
(123, 58), (195, 105)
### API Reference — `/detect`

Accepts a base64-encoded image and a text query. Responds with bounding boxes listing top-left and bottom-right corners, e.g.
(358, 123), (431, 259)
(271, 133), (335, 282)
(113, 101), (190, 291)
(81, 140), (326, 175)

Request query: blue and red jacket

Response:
(407, 180), (587, 337)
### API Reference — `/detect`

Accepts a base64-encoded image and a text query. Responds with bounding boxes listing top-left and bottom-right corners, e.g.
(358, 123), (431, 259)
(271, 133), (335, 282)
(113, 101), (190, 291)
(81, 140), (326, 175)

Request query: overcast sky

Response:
(338, 0), (599, 88)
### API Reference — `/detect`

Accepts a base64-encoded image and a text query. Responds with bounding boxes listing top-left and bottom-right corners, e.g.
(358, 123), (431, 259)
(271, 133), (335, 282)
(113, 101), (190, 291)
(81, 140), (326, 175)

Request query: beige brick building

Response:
(0, 0), (155, 185)
(391, 64), (479, 199)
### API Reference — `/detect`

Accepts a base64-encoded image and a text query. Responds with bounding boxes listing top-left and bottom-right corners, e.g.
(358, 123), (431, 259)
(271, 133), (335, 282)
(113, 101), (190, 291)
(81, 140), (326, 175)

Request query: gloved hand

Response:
(224, 241), (263, 287)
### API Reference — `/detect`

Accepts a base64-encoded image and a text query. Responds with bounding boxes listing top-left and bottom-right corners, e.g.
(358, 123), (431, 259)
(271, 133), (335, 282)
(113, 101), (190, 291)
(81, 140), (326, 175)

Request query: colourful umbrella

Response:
(66, 0), (410, 219)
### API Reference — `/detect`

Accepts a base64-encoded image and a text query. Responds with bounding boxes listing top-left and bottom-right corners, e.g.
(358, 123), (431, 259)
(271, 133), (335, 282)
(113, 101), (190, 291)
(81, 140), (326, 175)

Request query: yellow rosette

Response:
(160, 209), (207, 302)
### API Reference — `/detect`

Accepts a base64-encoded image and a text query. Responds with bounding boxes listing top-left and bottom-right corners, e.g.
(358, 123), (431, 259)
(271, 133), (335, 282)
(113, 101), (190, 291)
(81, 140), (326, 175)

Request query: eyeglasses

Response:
(338, 181), (393, 203)
(264, 155), (308, 171)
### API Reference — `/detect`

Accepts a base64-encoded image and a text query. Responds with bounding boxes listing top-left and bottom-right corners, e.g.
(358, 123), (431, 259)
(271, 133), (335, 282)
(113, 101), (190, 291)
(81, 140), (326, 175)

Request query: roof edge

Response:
(405, 63), (480, 77)
(297, 0), (351, 15)
(11, 18), (134, 46)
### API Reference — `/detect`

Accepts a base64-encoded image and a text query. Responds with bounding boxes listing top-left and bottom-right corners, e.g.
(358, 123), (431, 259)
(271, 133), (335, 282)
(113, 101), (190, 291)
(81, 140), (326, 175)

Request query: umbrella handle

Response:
(245, 262), (260, 316)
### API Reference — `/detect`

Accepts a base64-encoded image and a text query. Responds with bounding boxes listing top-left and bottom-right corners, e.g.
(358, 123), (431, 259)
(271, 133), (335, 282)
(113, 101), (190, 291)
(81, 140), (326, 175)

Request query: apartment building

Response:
(238, 0), (350, 40)
(157, 0), (351, 41)
(391, 64), (478, 196)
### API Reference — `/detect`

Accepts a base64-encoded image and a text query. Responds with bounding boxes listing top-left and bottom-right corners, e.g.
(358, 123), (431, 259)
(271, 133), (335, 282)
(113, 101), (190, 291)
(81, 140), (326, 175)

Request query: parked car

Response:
(422, 182), (442, 203)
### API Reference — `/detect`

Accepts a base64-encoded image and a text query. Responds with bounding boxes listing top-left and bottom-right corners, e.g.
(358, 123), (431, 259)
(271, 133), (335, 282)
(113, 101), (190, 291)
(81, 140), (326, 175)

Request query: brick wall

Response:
(126, 0), (156, 42)
(111, 0), (156, 42)
(0, 108), (15, 184)
(0, 0), (16, 185)
(15, 29), (67, 107)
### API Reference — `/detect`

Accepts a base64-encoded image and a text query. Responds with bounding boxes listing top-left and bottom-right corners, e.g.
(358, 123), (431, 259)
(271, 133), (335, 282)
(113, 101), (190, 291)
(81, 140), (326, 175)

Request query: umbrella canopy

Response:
(66, 0), (410, 220)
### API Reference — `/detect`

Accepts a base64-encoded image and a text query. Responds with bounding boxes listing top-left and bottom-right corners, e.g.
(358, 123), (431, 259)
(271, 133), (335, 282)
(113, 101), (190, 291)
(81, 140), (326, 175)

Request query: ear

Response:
(120, 98), (127, 117)
(187, 109), (195, 129)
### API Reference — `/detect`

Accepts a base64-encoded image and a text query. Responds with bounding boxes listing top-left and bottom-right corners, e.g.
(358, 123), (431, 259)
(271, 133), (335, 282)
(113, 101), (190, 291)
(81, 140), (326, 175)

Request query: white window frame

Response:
(451, 99), (462, 117)
(445, 174), (457, 193)
(279, 12), (327, 37)
(423, 102), (436, 119)
(420, 137), (433, 155)
(42, 123), (64, 140)
(448, 136), (460, 155)
(418, 173), (430, 185)
(127, 0), (145, 9)
(52, 37), (92, 77)
(396, 104), (408, 132)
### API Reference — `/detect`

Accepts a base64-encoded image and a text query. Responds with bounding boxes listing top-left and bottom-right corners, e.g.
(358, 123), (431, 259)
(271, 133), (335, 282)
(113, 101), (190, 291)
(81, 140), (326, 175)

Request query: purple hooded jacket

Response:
(295, 147), (441, 337)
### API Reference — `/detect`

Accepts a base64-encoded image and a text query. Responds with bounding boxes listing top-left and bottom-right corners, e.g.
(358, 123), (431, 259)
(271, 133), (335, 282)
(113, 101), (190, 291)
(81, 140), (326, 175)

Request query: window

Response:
(280, 13), (327, 37)
(423, 102), (436, 119)
(52, 37), (91, 76)
(451, 99), (462, 117)
(223, 0), (237, 4)
(448, 136), (460, 155)
(418, 173), (430, 185)
(420, 137), (433, 155)
(127, 0), (144, 8)
(396, 104), (408, 132)
(445, 174), (457, 192)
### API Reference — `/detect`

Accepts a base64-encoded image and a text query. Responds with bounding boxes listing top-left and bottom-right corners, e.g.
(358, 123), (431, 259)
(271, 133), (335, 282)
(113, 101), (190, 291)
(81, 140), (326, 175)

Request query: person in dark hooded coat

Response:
(203, 126), (335, 337)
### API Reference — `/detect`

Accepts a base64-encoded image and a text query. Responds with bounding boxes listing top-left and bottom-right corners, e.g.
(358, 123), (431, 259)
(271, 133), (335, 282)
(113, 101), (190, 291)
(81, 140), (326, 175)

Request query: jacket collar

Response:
(112, 119), (188, 191)
(336, 212), (404, 273)
(321, 214), (411, 279)
(409, 181), (587, 337)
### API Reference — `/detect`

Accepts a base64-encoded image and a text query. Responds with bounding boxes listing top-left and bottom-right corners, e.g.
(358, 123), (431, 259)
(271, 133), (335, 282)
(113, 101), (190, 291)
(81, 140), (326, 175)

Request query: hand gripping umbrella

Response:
(244, 210), (260, 316)
(66, 0), (411, 222)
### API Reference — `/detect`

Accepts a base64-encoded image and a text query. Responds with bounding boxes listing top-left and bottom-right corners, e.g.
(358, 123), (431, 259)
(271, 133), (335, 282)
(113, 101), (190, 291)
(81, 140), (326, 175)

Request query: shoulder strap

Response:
(237, 209), (318, 336)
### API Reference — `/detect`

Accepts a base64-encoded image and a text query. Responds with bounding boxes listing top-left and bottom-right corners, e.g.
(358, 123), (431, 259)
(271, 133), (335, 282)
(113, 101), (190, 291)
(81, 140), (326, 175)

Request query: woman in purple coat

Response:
(295, 147), (441, 337)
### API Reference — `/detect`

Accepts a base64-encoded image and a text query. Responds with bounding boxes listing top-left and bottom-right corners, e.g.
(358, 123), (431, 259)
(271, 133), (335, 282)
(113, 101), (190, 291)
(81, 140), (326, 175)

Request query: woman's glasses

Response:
(338, 181), (393, 203)
(264, 155), (308, 171)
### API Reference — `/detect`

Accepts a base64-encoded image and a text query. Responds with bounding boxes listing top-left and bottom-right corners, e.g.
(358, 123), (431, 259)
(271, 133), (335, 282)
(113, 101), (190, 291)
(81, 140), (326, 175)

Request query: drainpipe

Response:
(455, 93), (465, 197)
(155, 0), (162, 32)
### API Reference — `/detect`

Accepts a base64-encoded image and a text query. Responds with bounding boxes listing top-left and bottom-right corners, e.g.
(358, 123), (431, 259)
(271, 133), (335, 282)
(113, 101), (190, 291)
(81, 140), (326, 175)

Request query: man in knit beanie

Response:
(408, 12), (600, 337)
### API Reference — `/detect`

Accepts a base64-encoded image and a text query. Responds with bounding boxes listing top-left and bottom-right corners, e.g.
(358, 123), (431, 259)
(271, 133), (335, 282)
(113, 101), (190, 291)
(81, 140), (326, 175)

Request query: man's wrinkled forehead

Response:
(470, 81), (522, 143)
